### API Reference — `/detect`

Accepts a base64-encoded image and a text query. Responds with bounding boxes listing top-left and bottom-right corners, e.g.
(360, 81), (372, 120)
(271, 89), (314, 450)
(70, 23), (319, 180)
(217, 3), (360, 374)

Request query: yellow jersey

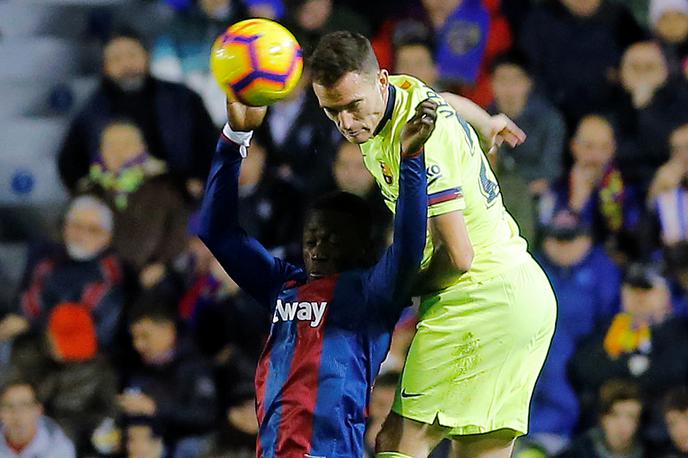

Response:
(360, 75), (530, 285)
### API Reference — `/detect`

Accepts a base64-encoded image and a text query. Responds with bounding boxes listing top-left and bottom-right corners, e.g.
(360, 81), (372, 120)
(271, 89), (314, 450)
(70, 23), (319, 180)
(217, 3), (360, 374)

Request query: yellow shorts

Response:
(392, 258), (556, 437)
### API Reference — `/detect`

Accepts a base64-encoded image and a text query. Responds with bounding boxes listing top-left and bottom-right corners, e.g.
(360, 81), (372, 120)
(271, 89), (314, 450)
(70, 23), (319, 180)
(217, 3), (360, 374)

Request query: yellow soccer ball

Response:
(210, 18), (303, 106)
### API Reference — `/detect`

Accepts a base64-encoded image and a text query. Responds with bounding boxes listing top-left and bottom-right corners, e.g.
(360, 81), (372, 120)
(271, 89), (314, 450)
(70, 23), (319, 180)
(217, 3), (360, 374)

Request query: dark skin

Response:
(227, 98), (438, 281)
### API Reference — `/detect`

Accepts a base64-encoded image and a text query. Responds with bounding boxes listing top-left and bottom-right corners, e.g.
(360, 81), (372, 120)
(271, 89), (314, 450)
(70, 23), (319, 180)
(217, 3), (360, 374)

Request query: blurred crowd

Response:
(3, 0), (688, 457)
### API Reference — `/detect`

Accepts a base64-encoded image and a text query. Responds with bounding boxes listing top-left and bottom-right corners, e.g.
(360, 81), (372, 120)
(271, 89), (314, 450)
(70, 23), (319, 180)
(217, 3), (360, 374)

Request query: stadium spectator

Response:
(559, 379), (646, 458)
(254, 70), (341, 198)
(520, 0), (644, 127)
(539, 114), (641, 256)
(0, 195), (124, 352)
(197, 381), (257, 458)
(614, 41), (688, 188)
(666, 242), (688, 317)
(662, 387), (688, 457)
(79, 120), (190, 288)
(570, 263), (688, 430)
(58, 27), (217, 195)
(150, 0), (248, 125)
(37, 304), (118, 454)
(393, 38), (439, 88)
(120, 298), (217, 450)
(490, 50), (566, 243)
(639, 123), (688, 256)
(234, 137), (304, 263)
(649, 0), (688, 75)
(333, 141), (392, 255)
(0, 379), (76, 458)
(124, 416), (165, 458)
(531, 210), (621, 454)
(372, 0), (512, 106)
(284, 0), (370, 56)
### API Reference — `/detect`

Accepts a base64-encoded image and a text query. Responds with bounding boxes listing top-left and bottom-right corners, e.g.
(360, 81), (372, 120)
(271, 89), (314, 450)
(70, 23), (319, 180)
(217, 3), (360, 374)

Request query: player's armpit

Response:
(414, 210), (473, 294)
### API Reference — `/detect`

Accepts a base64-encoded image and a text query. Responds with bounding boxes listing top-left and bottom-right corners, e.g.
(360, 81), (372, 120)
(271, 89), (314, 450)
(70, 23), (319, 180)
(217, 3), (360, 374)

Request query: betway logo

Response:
(273, 300), (327, 328)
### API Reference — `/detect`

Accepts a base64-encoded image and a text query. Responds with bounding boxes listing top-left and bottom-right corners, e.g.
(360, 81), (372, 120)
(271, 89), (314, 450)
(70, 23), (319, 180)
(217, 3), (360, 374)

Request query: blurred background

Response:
(2, 0), (688, 456)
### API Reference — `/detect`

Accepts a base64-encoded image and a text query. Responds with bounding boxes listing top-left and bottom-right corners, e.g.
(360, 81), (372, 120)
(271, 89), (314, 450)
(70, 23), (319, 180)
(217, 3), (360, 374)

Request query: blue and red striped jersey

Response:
(199, 132), (427, 458)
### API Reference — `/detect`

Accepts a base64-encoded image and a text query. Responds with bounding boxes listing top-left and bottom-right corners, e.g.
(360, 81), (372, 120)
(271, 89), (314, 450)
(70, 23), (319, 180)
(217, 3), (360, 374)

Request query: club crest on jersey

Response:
(379, 161), (394, 185)
(273, 299), (327, 328)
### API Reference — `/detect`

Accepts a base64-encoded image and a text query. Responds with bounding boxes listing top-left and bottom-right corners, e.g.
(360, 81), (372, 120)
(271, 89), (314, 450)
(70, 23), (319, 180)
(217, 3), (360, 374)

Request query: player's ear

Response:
(377, 69), (389, 96)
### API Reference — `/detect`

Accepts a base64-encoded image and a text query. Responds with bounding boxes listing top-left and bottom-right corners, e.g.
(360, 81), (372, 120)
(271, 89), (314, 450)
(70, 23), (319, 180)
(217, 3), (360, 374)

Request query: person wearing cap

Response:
(37, 303), (118, 455)
(0, 195), (125, 354)
(649, 0), (688, 75)
(570, 263), (688, 435)
(529, 210), (622, 454)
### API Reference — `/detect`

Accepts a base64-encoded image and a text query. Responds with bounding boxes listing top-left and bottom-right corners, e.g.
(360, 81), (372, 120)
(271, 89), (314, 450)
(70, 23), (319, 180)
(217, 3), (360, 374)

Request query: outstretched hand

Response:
(401, 99), (438, 157)
(226, 99), (267, 132)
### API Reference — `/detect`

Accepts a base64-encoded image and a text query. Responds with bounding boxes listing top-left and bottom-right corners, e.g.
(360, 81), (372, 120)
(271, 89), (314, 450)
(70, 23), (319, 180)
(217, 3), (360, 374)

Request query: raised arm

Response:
(366, 100), (434, 308)
(198, 104), (302, 306)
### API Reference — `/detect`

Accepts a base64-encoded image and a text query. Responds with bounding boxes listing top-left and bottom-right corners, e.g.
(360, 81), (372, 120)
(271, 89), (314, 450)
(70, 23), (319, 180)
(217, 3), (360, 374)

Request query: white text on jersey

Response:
(273, 300), (327, 328)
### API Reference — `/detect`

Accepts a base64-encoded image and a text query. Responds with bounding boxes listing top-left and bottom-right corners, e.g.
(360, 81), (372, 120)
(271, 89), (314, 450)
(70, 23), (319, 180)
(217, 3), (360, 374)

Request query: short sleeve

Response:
(424, 112), (474, 217)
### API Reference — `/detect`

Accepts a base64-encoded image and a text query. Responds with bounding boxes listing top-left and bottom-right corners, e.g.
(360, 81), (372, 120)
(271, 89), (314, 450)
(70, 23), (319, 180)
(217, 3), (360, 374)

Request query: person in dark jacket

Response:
(119, 298), (217, 450)
(559, 379), (645, 458)
(0, 195), (124, 352)
(530, 210), (621, 454)
(570, 263), (688, 432)
(58, 27), (217, 195)
(79, 119), (190, 289)
(519, 0), (645, 127)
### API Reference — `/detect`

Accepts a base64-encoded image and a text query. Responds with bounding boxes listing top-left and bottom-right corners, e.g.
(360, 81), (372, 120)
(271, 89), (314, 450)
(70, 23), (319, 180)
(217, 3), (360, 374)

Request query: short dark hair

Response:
(598, 379), (643, 417)
(394, 37), (436, 63)
(308, 191), (373, 242)
(310, 31), (379, 87)
(490, 50), (532, 76)
(664, 387), (688, 414)
(104, 25), (147, 50)
(129, 292), (177, 326)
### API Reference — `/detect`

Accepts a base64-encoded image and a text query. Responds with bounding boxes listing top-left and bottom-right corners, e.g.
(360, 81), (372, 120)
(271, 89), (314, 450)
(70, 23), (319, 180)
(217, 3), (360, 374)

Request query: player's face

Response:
(303, 210), (366, 280)
(313, 70), (389, 144)
(666, 409), (688, 452)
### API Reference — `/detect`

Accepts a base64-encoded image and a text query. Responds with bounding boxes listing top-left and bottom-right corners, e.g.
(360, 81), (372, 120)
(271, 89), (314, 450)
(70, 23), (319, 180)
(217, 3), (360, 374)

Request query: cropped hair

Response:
(310, 31), (379, 87)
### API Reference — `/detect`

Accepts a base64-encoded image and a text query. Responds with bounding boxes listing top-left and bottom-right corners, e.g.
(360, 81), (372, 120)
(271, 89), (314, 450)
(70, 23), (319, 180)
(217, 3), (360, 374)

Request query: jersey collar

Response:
(373, 84), (396, 137)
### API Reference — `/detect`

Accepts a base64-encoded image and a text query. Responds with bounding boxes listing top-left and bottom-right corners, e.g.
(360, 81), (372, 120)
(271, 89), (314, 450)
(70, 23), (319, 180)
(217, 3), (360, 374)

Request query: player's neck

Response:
(373, 84), (395, 137)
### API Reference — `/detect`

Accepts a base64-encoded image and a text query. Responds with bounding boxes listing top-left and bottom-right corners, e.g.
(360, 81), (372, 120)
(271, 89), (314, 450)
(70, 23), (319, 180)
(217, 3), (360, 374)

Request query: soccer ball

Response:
(210, 18), (303, 106)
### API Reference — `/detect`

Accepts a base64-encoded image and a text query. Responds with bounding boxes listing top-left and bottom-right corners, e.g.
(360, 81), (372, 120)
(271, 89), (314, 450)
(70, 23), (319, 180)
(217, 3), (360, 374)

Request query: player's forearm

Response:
(440, 92), (492, 138)
(413, 244), (467, 295)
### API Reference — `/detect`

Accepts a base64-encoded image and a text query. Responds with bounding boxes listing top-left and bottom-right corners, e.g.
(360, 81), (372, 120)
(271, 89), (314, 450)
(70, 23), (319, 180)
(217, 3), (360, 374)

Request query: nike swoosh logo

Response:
(400, 388), (424, 399)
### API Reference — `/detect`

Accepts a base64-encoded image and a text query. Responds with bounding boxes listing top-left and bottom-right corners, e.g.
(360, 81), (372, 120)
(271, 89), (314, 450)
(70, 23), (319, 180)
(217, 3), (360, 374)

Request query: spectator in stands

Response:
(0, 379), (76, 458)
(151, 0), (248, 125)
(254, 70), (341, 198)
(531, 210), (621, 454)
(640, 123), (688, 256)
(614, 41), (688, 188)
(333, 141), (391, 256)
(666, 242), (688, 317)
(490, 50), (566, 243)
(234, 137), (304, 263)
(520, 0), (644, 127)
(198, 381), (257, 458)
(662, 387), (688, 457)
(393, 38), (439, 88)
(79, 119), (190, 288)
(650, 0), (688, 75)
(38, 304), (118, 454)
(570, 263), (688, 430)
(58, 27), (217, 195)
(0, 195), (124, 352)
(124, 416), (165, 458)
(539, 114), (641, 256)
(372, 0), (512, 106)
(120, 298), (217, 450)
(284, 0), (370, 56)
(365, 372), (400, 456)
(559, 379), (646, 458)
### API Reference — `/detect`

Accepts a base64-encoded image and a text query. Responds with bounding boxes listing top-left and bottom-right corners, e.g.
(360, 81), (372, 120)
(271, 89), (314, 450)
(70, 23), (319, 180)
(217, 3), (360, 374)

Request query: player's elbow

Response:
(449, 246), (474, 273)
